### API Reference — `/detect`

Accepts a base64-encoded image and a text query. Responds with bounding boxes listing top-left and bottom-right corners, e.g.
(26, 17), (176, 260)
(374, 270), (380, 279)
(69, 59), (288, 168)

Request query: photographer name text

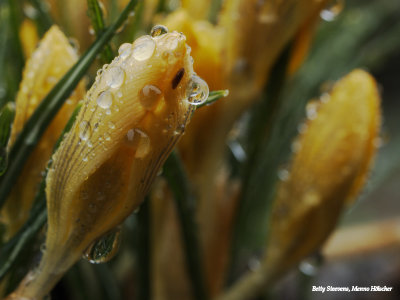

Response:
(312, 285), (393, 293)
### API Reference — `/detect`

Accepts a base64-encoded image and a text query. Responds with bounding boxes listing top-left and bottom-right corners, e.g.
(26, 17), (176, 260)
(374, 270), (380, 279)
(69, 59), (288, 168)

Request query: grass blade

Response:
(0, 103), (82, 281)
(163, 152), (209, 300)
(87, 0), (114, 63)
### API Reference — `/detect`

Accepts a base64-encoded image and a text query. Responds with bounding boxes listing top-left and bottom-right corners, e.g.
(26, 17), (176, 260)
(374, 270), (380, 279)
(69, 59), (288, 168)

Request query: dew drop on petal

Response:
(125, 128), (151, 158)
(185, 75), (209, 106)
(108, 121), (115, 129)
(83, 227), (122, 264)
(105, 66), (125, 89)
(139, 85), (162, 109)
(150, 25), (168, 37)
(97, 90), (113, 109)
(132, 36), (156, 61)
(118, 43), (132, 59)
(79, 121), (91, 141)
(277, 168), (290, 181)
(306, 101), (318, 120)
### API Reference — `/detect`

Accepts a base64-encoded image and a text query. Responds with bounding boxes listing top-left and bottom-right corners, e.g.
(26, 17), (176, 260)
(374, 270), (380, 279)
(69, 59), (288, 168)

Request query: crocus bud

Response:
(1, 26), (84, 239)
(264, 69), (381, 281)
(216, 70), (381, 300)
(7, 29), (208, 300)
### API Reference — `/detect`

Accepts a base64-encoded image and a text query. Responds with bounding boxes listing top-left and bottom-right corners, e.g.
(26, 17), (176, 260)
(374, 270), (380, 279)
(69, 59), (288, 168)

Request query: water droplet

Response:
(320, 0), (344, 22)
(248, 257), (261, 271)
(89, 26), (95, 35)
(82, 156), (88, 162)
(132, 36), (156, 61)
(297, 122), (307, 134)
(185, 75), (209, 106)
(320, 93), (330, 103)
(150, 25), (169, 37)
(108, 121), (115, 129)
(97, 90), (113, 109)
(79, 121), (91, 141)
(291, 139), (301, 153)
(125, 129), (151, 158)
(299, 254), (323, 276)
(306, 101), (318, 120)
(139, 85), (162, 109)
(277, 168), (290, 181)
(105, 66), (125, 89)
(118, 43), (132, 59)
(83, 227), (122, 264)
(104, 132), (111, 141)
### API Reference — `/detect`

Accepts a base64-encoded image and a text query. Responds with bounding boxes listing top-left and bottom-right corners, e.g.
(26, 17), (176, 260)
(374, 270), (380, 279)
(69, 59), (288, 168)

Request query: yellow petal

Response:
(264, 69), (381, 281)
(9, 31), (206, 300)
(1, 25), (84, 239)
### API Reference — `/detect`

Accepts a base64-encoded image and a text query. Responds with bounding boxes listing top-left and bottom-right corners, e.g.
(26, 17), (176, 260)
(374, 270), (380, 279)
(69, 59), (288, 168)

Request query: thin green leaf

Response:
(227, 44), (292, 283)
(7, 0), (24, 85)
(0, 103), (82, 281)
(0, 102), (15, 175)
(136, 199), (151, 300)
(197, 89), (229, 108)
(163, 152), (209, 300)
(0, 0), (139, 208)
(28, 0), (53, 35)
(87, 0), (114, 63)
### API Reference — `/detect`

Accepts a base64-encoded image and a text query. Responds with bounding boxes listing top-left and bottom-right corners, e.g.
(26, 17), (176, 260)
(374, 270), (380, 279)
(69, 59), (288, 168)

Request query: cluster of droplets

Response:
(79, 24), (210, 165)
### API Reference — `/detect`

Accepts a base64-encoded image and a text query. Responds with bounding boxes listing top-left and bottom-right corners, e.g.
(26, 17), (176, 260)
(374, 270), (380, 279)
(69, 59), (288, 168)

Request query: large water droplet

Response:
(97, 90), (113, 109)
(125, 128), (151, 158)
(105, 66), (125, 89)
(139, 85), (162, 109)
(132, 36), (156, 61)
(79, 121), (92, 141)
(150, 25), (168, 37)
(186, 75), (209, 106)
(83, 227), (122, 264)
(118, 43), (132, 59)
(320, 0), (344, 22)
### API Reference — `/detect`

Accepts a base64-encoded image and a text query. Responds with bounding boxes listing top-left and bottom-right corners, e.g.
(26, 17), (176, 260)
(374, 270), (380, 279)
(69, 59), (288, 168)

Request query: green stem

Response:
(227, 44), (292, 284)
(163, 152), (209, 300)
(0, 0), (139, 208)
(136, 199), (151, 300)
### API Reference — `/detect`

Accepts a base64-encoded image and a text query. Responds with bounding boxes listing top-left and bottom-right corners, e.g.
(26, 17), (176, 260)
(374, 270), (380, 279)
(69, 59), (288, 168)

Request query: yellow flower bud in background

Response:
(264, 69), (381, 282)
(1, 26), (84, 239)
(217, 69), (381, 300)
(7, 29), (208, 300)
(19, 19), (39, 59)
